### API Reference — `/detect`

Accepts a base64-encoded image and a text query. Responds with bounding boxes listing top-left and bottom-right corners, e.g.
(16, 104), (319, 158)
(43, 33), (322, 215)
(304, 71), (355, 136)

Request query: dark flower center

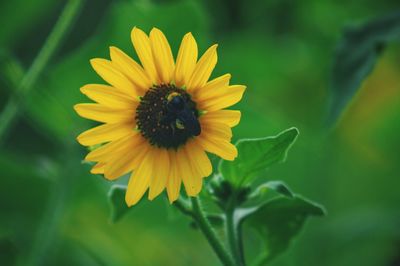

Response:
(136, 84), (201, 149)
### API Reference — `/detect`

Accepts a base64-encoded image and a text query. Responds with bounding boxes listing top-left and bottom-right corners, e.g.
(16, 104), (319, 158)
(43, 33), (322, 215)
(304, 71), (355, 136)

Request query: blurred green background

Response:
(1, 0), (400, 265)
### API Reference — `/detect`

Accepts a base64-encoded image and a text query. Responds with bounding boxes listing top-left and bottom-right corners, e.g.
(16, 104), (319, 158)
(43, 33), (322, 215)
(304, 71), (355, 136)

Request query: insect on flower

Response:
(75, 27), (246, 206)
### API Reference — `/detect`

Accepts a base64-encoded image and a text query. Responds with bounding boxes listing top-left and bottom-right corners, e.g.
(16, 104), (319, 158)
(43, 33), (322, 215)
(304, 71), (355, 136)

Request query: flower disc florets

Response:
(136, 84), (200, 149)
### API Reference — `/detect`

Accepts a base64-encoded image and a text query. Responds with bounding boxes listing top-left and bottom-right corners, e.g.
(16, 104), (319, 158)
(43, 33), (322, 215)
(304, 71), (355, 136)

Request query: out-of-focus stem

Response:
(0, 0), (84, 145)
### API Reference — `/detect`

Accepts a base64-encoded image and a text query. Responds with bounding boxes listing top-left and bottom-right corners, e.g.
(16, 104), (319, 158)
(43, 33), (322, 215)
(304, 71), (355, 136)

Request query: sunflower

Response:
(74, 27), (245, 206)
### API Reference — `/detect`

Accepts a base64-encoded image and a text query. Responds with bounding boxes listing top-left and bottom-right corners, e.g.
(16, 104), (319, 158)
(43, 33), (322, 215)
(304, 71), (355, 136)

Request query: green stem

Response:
(0, 100), (18, 143)
(0, 0), (84, 144)
(25, 143), (77, 266)
(226, 202), (245, 266)
(173, 198), (192, 216)
(237, 222), (245, 265)
(190, 197), (236, 266)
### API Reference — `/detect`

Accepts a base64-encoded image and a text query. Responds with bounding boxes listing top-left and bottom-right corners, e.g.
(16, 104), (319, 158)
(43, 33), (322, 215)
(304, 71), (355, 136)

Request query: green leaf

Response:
(328, 12), (400, 125)
(108, 185), (129, 223)
(250, 181), (294, 200)
(240, 195), (326, 264)
(219, 127), (299, 187)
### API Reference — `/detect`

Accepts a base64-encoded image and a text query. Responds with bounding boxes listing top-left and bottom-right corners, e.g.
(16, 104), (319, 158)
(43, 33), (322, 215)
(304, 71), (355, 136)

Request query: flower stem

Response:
(226, 202), (245, 265)
(0, 0), (84, 144)
(190, 197), (236, 266)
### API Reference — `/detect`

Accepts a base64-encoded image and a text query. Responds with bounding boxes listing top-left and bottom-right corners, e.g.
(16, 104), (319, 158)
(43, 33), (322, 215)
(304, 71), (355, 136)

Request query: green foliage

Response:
(250, 181), (294, 200)
(0, 238), (17, 266)
(0, 51), (24, 93)
(328, 11), (400, 124)
(106, 127), (324, 265)
(210, 128), (325, 265)
(219, 127), (299, 187)
(241, 195), (326, 264)
(0, 0), (58, 47)
(108, 185), (129, 223)
(1, 0), (400, 265)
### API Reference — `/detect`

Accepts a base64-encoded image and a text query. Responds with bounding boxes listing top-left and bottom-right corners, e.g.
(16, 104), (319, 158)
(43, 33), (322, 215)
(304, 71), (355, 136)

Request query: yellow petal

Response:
(185, 140), (212, 178)
(85, 131), (139, 162)
(80, 84), (138, 108)
(196, 137), (237, 161)
(193, 73), (230, 100)
(149, 28), (175, 84)
(74, 103), (134, 124)
(131, 27), (158, 84)
(198, 85), (246, 111)
(125, 148), (154, 206)
(200, 110), (241, 127)
(148, 148), (169, 200)
(77, 122), (135, 146)
(91, 162), (105, 174)
(187, 44), (218, 92)
(174, 32), (198, 87)
(177, 146), (202, 196)
(90, 58), (137, 98)
(104, 140), (149, 180)
(166, 150), (181, 203)
(201, 122), (233, 141)
(109, 46), (151, 93)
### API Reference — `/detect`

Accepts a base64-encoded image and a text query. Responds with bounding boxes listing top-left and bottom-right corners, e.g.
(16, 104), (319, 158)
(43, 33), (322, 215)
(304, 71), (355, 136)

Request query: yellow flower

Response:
(74, 27), (246, 206)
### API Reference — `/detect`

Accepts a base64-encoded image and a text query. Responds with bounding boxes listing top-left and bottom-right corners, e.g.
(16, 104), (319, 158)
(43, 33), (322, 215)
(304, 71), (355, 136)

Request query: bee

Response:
(165, 92), (201, 136)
